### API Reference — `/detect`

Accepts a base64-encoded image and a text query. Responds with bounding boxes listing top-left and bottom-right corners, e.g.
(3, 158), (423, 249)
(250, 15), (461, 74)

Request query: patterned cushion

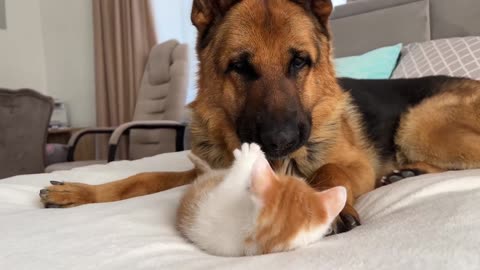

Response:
(392, 37), (480, 80)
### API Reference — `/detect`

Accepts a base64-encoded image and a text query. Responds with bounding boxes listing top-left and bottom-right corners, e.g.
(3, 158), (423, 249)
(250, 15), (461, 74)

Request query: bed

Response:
(1, 151), (480, 269)
(2, 0), (480, 269)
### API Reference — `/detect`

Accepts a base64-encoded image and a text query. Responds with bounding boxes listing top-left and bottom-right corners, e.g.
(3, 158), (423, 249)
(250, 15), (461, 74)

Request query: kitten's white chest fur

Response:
(182, 145), (262, 256)
(190, 184), (256, 256)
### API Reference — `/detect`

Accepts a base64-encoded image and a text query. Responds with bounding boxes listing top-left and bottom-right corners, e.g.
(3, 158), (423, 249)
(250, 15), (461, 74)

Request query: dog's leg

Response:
(396, 83), (480, 172)
(381, 162), (445, 186)
(308, 162), (375, 234)
(40, 169), (197, 208)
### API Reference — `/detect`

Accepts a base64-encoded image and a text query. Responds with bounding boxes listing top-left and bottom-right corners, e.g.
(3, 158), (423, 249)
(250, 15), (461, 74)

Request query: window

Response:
(333, 0), (348, 6)
(152, 0), (197, 103)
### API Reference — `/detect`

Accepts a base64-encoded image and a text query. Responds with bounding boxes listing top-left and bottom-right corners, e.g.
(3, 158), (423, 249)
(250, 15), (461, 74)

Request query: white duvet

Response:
(1, 151), (480, 270)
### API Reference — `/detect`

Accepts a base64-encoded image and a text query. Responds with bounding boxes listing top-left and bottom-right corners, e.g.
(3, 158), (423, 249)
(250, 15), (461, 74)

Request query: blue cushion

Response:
(335, 44), (402, 79)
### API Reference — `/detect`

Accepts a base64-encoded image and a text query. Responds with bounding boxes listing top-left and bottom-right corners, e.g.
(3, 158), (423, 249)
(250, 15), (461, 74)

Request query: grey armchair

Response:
(45, 40), (189, 172)
(0, 89), (54, 179)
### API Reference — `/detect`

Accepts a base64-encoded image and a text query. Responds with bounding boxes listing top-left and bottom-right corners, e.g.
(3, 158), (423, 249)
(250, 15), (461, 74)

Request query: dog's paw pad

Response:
(50, 180), (64, 185)
(381, 169), (424, 186)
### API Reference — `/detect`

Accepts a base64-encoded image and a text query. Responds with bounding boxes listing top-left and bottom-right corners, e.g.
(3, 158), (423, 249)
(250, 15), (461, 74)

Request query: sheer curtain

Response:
(151, 0), (197, 104)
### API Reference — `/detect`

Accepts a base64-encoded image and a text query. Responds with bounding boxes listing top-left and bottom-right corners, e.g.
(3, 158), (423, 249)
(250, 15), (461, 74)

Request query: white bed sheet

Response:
(1, 151), (480, 270)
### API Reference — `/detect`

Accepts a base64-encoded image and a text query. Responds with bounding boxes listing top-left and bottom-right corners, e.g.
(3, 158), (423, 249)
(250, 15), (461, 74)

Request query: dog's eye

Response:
(231, 61), (248, 73)
(288, 49), (312, 76)
(227, 60), (259, 80)
(290, 56), (308, 72)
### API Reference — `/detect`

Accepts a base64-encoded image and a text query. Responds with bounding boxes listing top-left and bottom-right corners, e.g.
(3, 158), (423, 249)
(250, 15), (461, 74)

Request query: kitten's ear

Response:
(316, 186), (347, 219)
(188, 153), (212, 174)
(249, 156), (277, 198)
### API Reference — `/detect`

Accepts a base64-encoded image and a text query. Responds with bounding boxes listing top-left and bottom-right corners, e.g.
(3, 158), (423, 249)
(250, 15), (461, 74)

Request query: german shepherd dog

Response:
(40, 0), (480, 232)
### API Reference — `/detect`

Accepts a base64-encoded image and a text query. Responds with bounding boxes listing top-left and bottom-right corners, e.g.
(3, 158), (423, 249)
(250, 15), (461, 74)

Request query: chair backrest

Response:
(129, 40), (189, 160)
(0, 89), (53, 179)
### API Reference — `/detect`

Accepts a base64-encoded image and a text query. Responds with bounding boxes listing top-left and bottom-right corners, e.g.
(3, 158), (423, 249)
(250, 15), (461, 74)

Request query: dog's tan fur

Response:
(396, 79), (480, 170)
(40, 0), (480, 228)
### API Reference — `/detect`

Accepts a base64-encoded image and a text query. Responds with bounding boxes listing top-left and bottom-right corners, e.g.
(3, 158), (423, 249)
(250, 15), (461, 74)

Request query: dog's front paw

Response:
(381, 169), (425, 186)
(39, 181), (96, 208)
(332, 204), (361, 234)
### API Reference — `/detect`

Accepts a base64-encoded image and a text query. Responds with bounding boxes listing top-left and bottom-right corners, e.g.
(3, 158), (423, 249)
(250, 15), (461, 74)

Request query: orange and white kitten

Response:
(176, 143), (347, 257)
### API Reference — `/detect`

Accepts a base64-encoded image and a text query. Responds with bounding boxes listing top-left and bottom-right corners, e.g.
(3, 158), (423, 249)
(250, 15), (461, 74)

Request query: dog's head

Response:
(190, 0), (338, 160)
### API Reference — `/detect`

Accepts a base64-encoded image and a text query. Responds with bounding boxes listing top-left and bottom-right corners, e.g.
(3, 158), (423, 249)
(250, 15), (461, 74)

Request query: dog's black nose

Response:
(260, 126), (299, 158)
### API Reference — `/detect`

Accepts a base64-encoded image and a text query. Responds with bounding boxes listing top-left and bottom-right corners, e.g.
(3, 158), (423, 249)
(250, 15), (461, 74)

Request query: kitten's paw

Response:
(233, 143), (264, 162)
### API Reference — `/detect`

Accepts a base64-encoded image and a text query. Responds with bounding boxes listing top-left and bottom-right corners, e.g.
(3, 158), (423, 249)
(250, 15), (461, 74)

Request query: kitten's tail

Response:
(187, 153), (212, 174)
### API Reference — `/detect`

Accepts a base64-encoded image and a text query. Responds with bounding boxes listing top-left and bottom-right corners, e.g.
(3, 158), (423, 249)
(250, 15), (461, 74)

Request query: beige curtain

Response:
(93, 0), (157, 126)
(92, 0), (157, 158)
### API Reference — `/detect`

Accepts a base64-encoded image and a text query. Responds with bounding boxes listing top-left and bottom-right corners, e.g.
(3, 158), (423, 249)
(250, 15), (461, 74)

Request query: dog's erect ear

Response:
(191, 0), (241, 35)
(291, 0), (333, 26)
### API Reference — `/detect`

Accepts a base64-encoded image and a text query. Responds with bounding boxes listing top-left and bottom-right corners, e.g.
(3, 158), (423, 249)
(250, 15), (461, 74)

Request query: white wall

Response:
(0, 0), (48, 94)
(39, 0), (96, 127)
(0, 0), (95, 127)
